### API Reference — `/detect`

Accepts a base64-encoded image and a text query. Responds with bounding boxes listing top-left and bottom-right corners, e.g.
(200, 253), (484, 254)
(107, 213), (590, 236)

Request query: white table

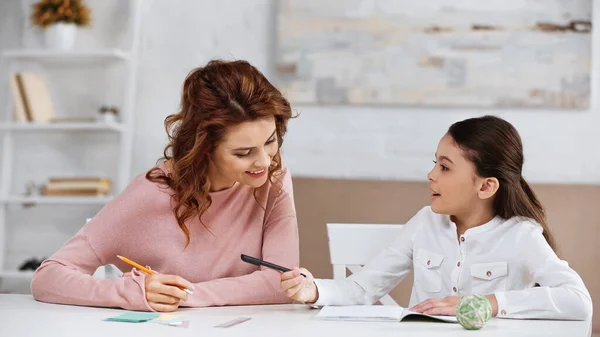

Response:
(0, 294), (592, 337)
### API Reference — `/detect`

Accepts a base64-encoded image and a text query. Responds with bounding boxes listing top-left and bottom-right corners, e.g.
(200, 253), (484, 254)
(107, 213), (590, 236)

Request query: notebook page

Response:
(315, 305), (404, 322)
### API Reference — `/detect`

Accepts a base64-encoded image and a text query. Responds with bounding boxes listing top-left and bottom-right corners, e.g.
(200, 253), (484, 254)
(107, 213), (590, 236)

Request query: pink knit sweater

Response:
(31, 162), (299, 311)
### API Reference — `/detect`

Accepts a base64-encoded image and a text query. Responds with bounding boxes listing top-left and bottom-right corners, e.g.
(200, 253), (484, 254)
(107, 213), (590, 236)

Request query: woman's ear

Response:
(478, 177), (500, 200)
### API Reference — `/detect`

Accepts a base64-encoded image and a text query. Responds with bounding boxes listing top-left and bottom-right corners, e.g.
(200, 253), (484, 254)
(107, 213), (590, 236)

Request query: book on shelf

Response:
(42, 189), (110, 197)
(8, 73), (30, 122)
(8, 72), (56, 123)
(48, 117), (99, 123)
(48, 177), (111, 184)
(42, 177), (112, 197)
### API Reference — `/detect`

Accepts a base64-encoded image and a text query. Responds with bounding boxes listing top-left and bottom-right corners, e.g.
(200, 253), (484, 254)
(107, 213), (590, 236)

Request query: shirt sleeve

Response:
(313, 207), (428, 306)
(182, 166), (299, 307)
(30, 175), (155, 311)
(494, 224), (592, 320)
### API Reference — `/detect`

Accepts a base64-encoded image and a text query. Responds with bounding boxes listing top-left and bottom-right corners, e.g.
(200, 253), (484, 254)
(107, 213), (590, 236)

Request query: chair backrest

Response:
(326, 223), (404, 306)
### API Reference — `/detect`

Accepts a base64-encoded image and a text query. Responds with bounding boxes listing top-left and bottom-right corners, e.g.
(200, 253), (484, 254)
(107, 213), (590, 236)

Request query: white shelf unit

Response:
(2, 49), (130, 62)
(1, 49), (130, 62)
(1, 195), (114, 206)
(0, 122), (125, 132)
(0, 0), (142, 284)
(0, 270), (35, 280)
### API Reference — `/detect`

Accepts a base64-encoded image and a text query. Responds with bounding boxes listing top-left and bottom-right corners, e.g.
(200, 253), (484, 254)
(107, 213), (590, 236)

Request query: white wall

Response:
(5, 0), (598, 185)
(133, 0), (600, 185)
(0, 0), (598, 289)
(134, 0), (600, 184)
(132, 0), (600, 185)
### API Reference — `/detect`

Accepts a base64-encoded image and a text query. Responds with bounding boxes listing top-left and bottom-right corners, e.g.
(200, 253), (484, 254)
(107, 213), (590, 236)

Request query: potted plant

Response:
(30, 0), (91, 50)
(98, 105), (119, 123)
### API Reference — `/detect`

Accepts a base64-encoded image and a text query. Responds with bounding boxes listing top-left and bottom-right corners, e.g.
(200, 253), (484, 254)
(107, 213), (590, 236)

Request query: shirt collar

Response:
(446, 214), (504, 236)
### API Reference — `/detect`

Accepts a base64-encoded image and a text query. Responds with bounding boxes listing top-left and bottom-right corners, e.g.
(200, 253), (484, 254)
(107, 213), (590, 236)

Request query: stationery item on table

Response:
(240, 254), (306, 277)
(104, 312), (160, 323)
(151, 313), (185, 322)
(456, 294), (492, 330)
(214, 317), (252, 328)
(150, 313), (190, 328)
(165, 320), (190, 328)
(315, 305), (458, 323)
(116, 255), (194, 295)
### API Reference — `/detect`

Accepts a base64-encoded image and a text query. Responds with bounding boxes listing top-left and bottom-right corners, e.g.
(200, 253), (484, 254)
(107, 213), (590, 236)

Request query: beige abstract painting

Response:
(276, 0), (592, 109)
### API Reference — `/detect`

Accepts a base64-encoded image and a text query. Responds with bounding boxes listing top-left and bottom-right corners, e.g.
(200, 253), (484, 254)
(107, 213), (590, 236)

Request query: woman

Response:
(32, 60), (299, 312)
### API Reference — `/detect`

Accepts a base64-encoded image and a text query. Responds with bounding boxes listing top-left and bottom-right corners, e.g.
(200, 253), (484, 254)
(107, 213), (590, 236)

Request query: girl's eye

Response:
(266, 137), (276, 144)
(433, 160), (449, 171)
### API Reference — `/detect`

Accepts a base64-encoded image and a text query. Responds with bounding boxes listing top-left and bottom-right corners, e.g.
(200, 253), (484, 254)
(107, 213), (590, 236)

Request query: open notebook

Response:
(315, 305), (458, 323)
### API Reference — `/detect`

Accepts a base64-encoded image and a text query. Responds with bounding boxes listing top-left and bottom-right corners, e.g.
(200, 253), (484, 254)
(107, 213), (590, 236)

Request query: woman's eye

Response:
(235, 151), (251, 157)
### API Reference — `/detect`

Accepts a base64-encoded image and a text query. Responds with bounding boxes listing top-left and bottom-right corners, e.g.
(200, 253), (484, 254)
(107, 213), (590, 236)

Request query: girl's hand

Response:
(410, 296), (462, 316)
(410, 295), (498, 316)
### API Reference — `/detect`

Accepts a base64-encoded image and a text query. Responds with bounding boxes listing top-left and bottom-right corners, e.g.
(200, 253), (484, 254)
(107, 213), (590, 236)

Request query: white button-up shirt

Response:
(314, 206), (592, 320)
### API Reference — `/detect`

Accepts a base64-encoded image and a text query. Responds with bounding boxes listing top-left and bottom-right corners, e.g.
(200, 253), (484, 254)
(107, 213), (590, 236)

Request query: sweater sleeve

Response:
(30, 174), (155, 311)
(182, 167), (299, 307)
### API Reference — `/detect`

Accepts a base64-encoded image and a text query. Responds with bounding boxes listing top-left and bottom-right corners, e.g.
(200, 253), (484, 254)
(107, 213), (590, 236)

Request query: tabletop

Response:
(0, 294), (592, 337)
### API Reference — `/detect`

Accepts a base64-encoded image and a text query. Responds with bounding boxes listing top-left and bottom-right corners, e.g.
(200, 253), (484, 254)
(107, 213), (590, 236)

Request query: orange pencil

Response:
(117, 255), (194, 294)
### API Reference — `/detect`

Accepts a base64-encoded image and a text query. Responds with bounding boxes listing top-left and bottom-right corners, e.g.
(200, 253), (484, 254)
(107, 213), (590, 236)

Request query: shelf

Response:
(0, 122), (125, 133)
(0, 270), (35, 280)
(1, 195), (113, 205)
(1, 49), (130, 62)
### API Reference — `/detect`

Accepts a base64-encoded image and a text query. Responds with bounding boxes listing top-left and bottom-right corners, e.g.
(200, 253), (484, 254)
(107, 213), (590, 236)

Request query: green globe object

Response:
(456, 294), (492, 330)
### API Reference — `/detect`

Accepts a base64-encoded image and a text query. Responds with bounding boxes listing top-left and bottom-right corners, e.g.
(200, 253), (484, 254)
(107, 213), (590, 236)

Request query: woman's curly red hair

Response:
(146, 60), (293, 246)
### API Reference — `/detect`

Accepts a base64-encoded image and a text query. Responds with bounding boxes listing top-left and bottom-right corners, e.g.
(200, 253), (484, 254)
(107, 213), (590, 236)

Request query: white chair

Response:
(326, 223), (404, 306)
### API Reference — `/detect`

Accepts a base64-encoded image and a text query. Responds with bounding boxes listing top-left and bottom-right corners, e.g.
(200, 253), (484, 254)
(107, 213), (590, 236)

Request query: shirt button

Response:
(501, 310), (507, 316)
(457, 262), (461, 267)
(427, 260), (431, 266)
(486, 271), (492, 277)
(453, 287), (457, 292)
(460, 236), (465, 242)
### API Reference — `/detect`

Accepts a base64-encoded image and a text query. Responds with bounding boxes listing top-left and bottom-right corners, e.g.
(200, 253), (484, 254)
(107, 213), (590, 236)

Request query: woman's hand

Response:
(410, 294), (498, 316)
(280, 268), (318, 304)
(144, 273), (195, 312)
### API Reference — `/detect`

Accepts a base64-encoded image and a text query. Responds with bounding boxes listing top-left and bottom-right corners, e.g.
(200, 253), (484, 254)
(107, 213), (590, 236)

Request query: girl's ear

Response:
(478, 177), (500, 200)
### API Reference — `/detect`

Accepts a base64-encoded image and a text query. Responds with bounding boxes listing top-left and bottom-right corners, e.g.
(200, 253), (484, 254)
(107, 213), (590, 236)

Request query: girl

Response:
(32, 60), (299, 312)
(281, 115), (592, 320)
